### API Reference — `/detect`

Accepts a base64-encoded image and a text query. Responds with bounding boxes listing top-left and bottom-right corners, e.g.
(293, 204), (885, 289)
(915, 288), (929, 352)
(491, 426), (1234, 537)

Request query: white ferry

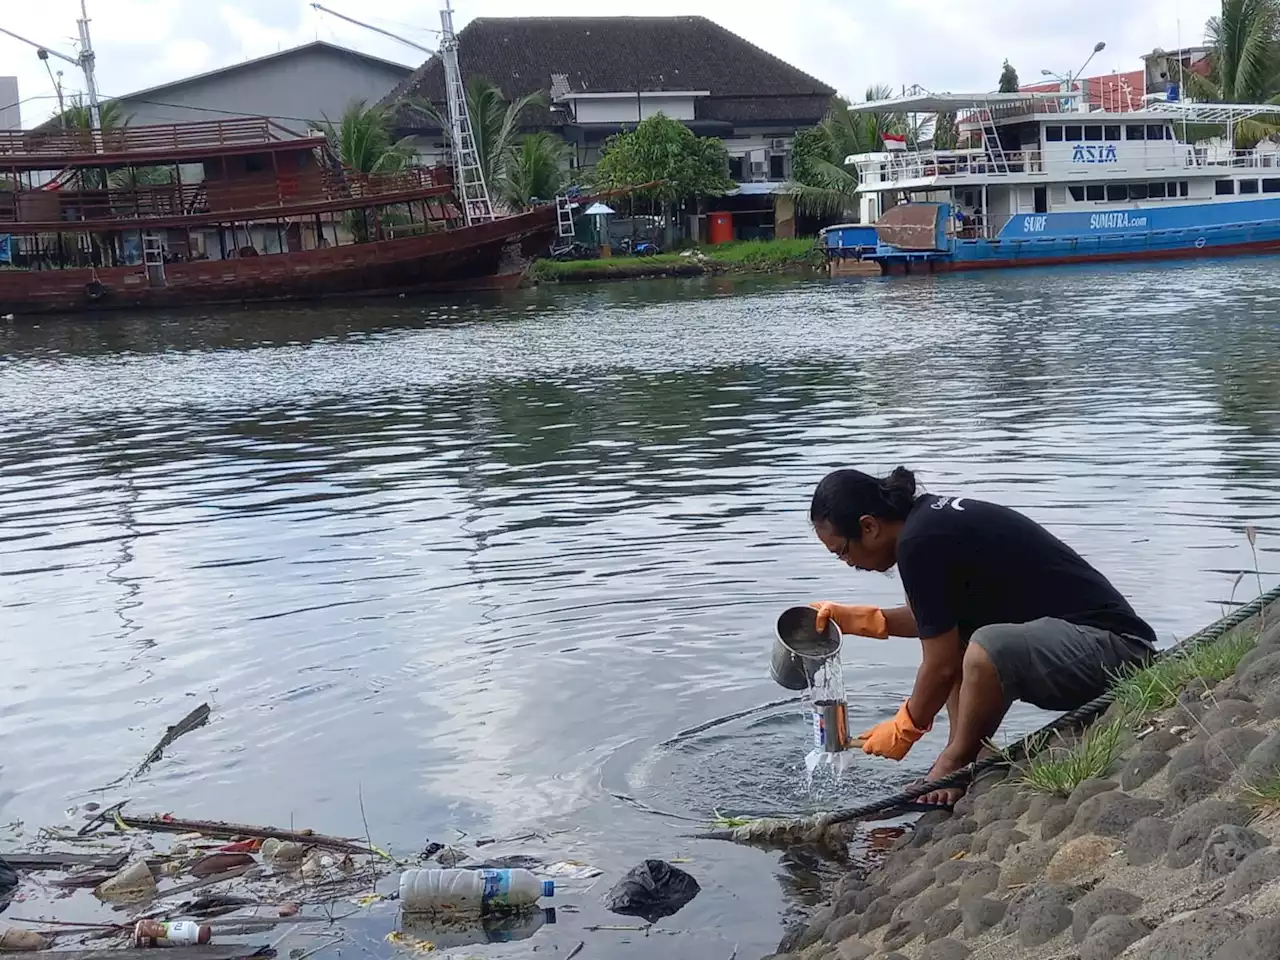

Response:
(830, 88), (1280, 274)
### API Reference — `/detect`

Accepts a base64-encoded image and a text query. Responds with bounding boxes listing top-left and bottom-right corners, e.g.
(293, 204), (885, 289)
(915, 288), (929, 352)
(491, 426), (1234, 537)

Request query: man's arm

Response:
(904, 627), (964, 731)
(883, 605), (918, 638)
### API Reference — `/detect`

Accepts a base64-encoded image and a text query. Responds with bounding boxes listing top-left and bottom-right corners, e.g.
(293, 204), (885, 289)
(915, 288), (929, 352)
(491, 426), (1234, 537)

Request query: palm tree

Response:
(787, 85), (906, 217)
(1183, 0), (1280, 144)
(411, 77), (548, 201)
(322, 99), (417, 174)
(502, 132), (572, 209)
(53, 95), (129, 132)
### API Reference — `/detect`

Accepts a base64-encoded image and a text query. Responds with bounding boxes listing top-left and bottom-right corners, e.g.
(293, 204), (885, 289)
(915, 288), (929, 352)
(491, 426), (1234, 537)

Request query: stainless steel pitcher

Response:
(770, 605), (842, 690)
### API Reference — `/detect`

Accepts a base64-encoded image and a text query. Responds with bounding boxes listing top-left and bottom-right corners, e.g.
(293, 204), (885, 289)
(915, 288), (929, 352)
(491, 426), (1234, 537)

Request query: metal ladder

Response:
(142, 233), (166, 287)
(440, 0), (493, 225)
(978, 101), (1009, 175)
(555, 195), (575, 237)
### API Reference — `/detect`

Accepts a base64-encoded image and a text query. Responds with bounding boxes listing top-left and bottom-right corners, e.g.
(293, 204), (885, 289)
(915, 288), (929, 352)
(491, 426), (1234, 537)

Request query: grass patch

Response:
(1013, 720), (1126, 797)
(530, 238), (820, 283)
(1109, 630), (1257, 720)
(700, 238), (821, 267)
(1245, 774), (1280, 812)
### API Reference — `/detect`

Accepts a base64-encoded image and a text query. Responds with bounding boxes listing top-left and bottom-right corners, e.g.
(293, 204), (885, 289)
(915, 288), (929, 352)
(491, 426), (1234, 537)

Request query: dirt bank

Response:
(769, 598), (1280, 960)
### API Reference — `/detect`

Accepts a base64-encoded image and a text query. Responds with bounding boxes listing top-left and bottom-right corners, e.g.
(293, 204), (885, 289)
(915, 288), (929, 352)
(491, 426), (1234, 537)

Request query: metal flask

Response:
(770, 606), (842, 691)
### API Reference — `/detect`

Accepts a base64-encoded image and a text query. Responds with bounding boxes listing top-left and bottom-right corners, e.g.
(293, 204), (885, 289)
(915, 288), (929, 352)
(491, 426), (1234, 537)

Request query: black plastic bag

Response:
(603, 859), (700, 923)
(0, 856), (17, 916)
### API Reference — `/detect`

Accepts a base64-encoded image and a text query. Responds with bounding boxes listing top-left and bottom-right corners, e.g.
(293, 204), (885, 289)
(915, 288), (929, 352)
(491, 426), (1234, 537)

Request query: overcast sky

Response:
(3, 0), (1220, 127)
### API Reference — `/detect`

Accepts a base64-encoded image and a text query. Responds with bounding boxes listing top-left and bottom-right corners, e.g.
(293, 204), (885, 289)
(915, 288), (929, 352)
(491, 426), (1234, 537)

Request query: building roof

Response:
(384, 16), (834, 130)
(116, 41), (413, 103)
(844, 91), (1067, 114)
(1022, 70), (1147, 112)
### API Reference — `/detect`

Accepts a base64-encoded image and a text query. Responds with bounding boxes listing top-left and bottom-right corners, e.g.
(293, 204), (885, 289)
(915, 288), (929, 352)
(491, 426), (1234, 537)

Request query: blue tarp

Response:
(0, 235), (10, 265)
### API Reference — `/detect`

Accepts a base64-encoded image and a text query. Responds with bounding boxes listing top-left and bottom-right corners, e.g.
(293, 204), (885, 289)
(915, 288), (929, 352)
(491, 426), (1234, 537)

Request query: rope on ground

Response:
(696, 586), (1280, 845)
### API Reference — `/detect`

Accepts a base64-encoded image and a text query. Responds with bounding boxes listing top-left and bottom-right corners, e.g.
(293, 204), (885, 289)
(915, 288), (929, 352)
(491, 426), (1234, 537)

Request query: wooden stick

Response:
(156, 865), (254, 898)
(1, 852), (128, 871)
(112, 815), (369, 855)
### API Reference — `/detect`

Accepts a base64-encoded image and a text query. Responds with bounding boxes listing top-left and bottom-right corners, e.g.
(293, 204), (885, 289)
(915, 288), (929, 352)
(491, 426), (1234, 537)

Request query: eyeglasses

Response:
(837, 537), (853, 561)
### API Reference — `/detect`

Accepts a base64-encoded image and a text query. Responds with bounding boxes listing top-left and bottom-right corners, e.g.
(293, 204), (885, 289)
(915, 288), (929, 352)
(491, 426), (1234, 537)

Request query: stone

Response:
(1166, 768), (1225, 812)
(894, 885), (958, 926)
(1204, 728), (1267, 777)
(923, 835), (972, 868)
(917, 940), (970, 960)
(1025, 793), (1062, 825)
(1120, 750), (1171, 791)
(1066, 778), (1118, 810)
(797, 906), (835, 950)
(1118, 905), (1249, 960)
(986, 826), (1029, 861)
(922, 909), (962, 943)
(1167, 799), (1255, 868)
(1138, 727), (1185, 752)
(834, 872), (867, 902)
(850, 883), (886, 914)
(1079, 915), (1152, 960)
(999, 842), (1056, 889)
(1125, 816), (1174, 866)
(917, 809), (955, 829)
(1168, 738), (1209, 777)
(933, 816), (977, 842)
(1225, 849), (1280, 901)
(1045, 834), (1120, 882)
(1178, 677), (1212, 705)
(1243, 732), (1280, 785)
(857, 896), (895, 935)
(879, 918), (919, 952)
(955, 862), (999, 903)
(825, 913), (863, 945)
(967, 818), (1012, 855)
(1039, 803), (1076, 841)
(1003, 882), (1076, 947)
(1257, 689), (1280, 722)
(889, 868), (935, 899)
(933, 860), (975, 887)
(1200, 824), (1268, 881)
(833, 938), (873, 960)
(1217, 916), (1280, 960)
(1071, 791), (1164, 838)
(960, 897), (1006, 938)
(1202, 699), (1260, 733)
(1236, 652), (1280, 699)
(1071, 887), (1143, 943)
(893, 825), (931, 851)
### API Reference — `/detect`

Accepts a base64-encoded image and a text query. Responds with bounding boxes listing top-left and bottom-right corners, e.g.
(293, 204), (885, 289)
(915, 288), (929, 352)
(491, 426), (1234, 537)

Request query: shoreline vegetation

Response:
(528, 238), (825, 284)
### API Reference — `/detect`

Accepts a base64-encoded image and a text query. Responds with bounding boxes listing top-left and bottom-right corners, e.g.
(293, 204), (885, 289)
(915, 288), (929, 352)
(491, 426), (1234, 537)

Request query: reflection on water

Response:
(1, 262), (1279, 957)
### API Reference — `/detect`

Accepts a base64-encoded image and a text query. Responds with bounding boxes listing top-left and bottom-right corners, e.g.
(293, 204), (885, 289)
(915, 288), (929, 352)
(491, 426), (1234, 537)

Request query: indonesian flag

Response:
(882, 132), (907, 151)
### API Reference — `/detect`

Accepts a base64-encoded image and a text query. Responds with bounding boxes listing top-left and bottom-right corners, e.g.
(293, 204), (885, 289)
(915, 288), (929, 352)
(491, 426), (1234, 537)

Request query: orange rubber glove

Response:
(856, 700), (931, 760)
(809, 602), (889, 639)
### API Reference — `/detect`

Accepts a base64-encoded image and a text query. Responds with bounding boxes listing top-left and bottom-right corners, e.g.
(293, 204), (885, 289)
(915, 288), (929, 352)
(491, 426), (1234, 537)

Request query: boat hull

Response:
(0, 207), (558, 314)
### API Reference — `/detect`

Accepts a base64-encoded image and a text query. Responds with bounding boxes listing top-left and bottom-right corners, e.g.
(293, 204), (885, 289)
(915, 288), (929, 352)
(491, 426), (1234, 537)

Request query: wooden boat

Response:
(0, 119), (560, 314)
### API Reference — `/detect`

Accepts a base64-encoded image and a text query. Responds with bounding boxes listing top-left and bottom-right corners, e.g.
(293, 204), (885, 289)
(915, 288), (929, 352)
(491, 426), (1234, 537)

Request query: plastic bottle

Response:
(399, 868), (554, 913)
(133, 920), (212, 947)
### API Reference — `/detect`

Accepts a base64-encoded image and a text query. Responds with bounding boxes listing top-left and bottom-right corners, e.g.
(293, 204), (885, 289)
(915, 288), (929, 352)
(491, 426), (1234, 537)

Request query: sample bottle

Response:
(133, 920), (212, 947)
(399, 868), (554, 913)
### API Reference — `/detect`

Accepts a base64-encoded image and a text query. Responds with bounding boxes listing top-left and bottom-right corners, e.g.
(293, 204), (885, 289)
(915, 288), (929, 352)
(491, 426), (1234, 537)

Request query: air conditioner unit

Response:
(750, 160), (767, 179)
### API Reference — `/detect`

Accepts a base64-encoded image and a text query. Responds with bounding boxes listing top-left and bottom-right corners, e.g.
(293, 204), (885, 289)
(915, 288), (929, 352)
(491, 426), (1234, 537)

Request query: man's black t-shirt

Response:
(897, 495), (1156, 646)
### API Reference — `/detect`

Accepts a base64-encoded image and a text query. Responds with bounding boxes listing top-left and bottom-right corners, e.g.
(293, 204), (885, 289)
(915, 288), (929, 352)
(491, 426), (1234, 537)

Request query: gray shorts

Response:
(969, 618), (1153, 712)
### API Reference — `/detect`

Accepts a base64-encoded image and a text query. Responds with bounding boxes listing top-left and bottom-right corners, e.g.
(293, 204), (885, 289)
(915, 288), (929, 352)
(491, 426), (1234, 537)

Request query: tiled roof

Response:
(384, 16), (833, 131)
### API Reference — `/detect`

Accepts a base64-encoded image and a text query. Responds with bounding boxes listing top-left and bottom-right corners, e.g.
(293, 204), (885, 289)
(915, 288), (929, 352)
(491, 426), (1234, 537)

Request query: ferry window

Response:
(1069, 186), (1085, 201)
(1149, 182), (1167, 198)
(1180, 181), (1189, 196)
(1106, 184), (1128, 201)
(1168, 181), (1179, 197)
(1129, 183), (1149, 200)
(1104, 125), (1121, 140)
(1240, 178), (1260, 194)
(1126, 125), (1146, 140)
(1216, 179), (1236, 195)
(1084, 125), (1103, 141)
(1065, 124), (1083, 141)
(1086, 184), (1105, 201)
(1146, 124), (1166, 140)
(1263, 179), (1280, 193)
(1045, 125), (1064, 142)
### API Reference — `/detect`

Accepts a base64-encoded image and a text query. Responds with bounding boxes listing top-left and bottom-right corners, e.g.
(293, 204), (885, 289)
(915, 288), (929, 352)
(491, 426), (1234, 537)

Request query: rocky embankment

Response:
(770, 600), (1280, 960)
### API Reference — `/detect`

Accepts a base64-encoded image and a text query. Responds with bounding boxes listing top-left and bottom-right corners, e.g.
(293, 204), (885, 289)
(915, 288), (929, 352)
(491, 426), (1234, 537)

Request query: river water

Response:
(1, 262), (1278, 958)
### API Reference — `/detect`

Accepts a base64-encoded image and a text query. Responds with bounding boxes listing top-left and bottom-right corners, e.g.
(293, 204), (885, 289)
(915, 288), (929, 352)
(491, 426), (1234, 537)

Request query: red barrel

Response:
(708, 212), (734, 245)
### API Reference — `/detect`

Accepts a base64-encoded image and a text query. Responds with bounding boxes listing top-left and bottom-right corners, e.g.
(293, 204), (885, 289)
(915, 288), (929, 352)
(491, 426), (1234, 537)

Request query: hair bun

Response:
(885, 466), (917, 498)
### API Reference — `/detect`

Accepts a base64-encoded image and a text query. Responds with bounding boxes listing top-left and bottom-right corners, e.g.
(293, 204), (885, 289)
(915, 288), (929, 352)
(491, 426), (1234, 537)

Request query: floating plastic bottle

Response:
(133, 920), (211, 947)
(399, 868), (554, 914)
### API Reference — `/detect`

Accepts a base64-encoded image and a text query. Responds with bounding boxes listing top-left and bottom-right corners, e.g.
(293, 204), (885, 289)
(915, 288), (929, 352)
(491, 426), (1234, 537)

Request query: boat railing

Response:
(0, 165), (442, 225)
(1201, 150), (1280, 170)
(856, 148), (1046, 184)
(0, 118), (298, 160)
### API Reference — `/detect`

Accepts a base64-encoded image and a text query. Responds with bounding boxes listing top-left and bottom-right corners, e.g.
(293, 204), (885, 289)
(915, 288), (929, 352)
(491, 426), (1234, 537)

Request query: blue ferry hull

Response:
(870, 197), (1280, 274)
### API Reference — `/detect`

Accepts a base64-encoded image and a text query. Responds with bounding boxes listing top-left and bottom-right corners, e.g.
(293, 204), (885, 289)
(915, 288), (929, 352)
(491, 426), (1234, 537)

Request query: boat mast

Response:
(310, 1), (495, 225)
(0, 0), (103, 132)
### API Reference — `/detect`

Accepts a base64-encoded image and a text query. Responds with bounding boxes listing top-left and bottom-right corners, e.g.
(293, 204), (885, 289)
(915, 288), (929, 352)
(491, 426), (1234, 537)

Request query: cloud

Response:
(1, 0), (1223, 128)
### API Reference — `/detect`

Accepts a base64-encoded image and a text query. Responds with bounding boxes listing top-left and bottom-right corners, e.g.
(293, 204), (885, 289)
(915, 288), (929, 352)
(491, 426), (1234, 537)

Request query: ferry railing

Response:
(1201, 150), (1280, 170)
(855, 149), (1046, 184)
(0, 119), (287, 159)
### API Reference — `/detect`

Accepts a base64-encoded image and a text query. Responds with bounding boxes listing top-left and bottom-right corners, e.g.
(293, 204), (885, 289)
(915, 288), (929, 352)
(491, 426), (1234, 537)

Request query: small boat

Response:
(844, 88), (1280, 274)
(0, 120), (560, 314)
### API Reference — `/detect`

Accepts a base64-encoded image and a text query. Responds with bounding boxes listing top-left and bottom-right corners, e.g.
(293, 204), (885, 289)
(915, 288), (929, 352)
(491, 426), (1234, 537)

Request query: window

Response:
(1104, 125), (1121, 141)
(1148, 182), (1167, 198)
(1128, 183), (1148, 200)
(1168, 181), (1179, 197)
(1065, 124), (1083, 141)
(728, 156), (744, 181)
(1106, 184), (1128, 201)
(1045, 125), (1064, 142)
(1180, 181), (1189, 197)
(1126, 125), (1146, 140)
(1084, 125), (1103, 141)
(769, 153), (785, 180)
(1086, 184), (1105, 201)
(1069, 185), (1085, 201)
(1146, 124), (1166, 140)
(1240, 178), (1260, 194)
(1263, 178), (1280, 193)
(1216, 179), (1236, 195)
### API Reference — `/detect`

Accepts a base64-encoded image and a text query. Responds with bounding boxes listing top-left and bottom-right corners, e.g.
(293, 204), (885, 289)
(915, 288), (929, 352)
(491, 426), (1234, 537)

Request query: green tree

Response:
(322, 99), (417, 174)
(502, 132), (573, 209)
(591, 112), (734, 206)
(786, 86), (906, 217)
(998, 60), (1021, 92)
(412, 78), (547, 204)
(1184, 0), (1280, 143)
(933, 112), (959, 149)
(52, 94), (129, 131)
